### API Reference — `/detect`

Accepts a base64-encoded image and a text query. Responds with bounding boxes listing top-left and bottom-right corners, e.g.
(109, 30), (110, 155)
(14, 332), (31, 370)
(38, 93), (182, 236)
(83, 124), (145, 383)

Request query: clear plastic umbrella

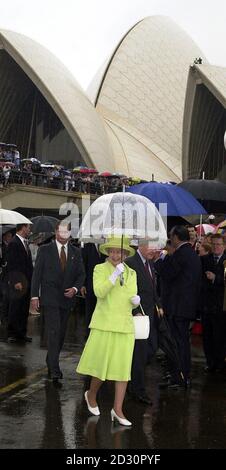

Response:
(79, 192), (167, 248)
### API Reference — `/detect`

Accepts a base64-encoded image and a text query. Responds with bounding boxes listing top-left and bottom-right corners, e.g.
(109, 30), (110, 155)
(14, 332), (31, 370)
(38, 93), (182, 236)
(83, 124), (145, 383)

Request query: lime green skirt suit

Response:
(76, 260), (137, 381)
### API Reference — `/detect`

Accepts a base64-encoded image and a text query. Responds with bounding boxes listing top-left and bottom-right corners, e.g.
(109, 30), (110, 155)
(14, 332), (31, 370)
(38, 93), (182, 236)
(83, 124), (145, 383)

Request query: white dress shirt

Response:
(137, 249), (153, 278)
(55, 240), (68, 259)
(16, 234), (29, 252)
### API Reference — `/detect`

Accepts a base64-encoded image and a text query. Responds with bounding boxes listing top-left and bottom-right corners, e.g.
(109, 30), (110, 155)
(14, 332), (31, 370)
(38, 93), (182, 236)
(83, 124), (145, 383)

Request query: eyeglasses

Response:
(212, 243), (224, 247)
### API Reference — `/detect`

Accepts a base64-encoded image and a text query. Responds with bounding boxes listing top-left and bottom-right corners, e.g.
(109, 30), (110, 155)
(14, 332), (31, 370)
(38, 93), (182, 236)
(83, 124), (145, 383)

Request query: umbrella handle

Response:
(120, 272), (124, 286)
(120, 233), (124, 286)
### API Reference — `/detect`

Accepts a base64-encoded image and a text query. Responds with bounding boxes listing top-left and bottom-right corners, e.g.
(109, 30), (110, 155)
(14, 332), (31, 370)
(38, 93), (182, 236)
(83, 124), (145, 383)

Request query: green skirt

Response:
(76, 329), (135, 381)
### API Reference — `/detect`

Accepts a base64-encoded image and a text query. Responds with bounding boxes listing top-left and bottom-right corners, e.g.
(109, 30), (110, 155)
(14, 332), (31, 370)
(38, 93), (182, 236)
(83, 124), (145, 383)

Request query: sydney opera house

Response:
(0, 16), (226, 182)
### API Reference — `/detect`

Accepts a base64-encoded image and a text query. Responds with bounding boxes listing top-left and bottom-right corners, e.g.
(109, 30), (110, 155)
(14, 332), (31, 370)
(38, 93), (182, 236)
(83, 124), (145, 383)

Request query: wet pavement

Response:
(0, 307), (226, 450)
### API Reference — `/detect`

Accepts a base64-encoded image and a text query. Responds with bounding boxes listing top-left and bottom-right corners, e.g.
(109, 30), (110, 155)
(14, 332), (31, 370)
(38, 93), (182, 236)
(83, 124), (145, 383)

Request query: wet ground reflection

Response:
(0, 309), (226, 449)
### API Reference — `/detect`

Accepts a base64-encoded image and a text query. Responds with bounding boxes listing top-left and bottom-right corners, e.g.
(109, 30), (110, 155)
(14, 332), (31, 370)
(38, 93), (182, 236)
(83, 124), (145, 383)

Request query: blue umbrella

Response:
(127, 182), (207, 216)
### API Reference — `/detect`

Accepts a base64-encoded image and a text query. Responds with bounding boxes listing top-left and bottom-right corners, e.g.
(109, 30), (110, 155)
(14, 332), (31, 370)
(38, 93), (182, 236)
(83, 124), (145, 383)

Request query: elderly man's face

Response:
(139, 243), (161, 260)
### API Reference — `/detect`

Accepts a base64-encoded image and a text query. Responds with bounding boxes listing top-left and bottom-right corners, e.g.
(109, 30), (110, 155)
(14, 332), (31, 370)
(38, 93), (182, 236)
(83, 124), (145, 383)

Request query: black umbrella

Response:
(156, 314), (183, 380)
(1, 224), (16, 234)
(178, 179), (226, 213)
(31, 216), (59, 233)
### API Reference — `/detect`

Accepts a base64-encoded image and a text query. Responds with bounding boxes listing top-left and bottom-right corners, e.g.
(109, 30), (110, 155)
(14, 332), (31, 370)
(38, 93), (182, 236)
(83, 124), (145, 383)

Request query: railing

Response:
(0, 170), (124, 195)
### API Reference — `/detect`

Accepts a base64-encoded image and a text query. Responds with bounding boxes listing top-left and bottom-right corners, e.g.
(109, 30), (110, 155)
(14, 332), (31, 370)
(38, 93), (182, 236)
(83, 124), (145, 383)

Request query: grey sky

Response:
(0, 0), (225, 89)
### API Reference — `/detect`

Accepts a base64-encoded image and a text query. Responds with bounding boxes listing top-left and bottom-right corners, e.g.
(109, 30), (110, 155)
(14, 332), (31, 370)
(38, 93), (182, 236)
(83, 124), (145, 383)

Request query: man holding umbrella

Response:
(154, 226), (202, 388)
(7, 223), (33, 343)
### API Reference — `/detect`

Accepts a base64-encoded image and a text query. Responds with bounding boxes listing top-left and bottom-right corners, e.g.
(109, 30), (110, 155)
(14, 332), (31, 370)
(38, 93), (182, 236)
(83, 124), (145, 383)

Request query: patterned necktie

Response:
(60, 245), (67, 271)
(144, 260), (153, 284)
(24, 239), (29, 255)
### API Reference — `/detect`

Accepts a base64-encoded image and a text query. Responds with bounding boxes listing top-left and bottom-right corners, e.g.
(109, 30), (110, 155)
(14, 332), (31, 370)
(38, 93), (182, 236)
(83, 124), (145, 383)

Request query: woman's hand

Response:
(115, 263), (124, 276)
(131, 295), (140, 306)
(109, 263), (125, 285)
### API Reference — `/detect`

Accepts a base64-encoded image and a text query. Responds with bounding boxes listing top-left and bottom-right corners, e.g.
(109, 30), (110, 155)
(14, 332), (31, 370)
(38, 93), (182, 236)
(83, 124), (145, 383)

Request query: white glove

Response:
(109, 263), (125, 285)
(131, 295), (140, 306)
(115, 263), (124, 275)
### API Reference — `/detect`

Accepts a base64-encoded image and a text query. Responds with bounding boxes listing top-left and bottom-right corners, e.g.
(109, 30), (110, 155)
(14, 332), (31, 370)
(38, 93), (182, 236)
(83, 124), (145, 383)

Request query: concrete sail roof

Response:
(90, 16), (206, 180)
(183, 64), (226, 179)
(0, 29), (114, 171)
(190, 64), (226, 108)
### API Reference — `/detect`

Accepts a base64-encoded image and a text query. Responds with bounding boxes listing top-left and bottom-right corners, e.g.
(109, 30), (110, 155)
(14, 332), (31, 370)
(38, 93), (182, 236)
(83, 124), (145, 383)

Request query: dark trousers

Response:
(8, 291), (30, 338)
(85, 294), (97, 337)
(0, 281), (9, 323)
(147, 313), (158, 360)
(202, 311), (226, 369)
(130, 339), (148, 395)
(43, 306), (70, 378)
(168, 317), (191, 382)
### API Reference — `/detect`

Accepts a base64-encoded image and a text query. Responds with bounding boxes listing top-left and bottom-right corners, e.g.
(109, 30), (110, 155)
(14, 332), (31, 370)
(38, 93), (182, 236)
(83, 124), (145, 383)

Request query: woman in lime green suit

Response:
(76, 236), (139, 426)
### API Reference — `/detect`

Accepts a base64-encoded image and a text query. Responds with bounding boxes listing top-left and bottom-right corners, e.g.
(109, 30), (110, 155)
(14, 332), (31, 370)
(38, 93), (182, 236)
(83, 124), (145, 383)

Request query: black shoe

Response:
(158, 380), (171, 389)
(7, 336), (17, 343)
(204, 366), (216, 374)
(161, 373), (171, 381)
(167, 382), (185, 390)
(52, 378), (62, 388)
(23, 336), (32, 342)
(159, 379), (185, 390)
(47, 370), (63, 379)
(130, 393), (153, 405)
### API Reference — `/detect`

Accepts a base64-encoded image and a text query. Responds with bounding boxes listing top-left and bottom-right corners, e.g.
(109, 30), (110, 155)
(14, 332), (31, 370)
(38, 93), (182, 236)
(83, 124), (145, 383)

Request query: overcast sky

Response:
(0, 0), (226, 89)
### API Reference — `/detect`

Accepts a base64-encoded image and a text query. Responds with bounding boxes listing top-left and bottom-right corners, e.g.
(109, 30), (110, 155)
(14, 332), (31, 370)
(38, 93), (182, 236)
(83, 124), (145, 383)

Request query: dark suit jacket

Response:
(202, 252), (226, 314)
(82, 243), (106, 296)
(31, 241), (85, 309)
(7, 235), (33, 295)
(155, 242), (201, 320)
(125, 252), (161, 317)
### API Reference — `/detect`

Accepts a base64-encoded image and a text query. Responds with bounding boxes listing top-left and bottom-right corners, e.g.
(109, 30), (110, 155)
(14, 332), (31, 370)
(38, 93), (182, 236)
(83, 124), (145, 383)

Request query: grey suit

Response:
(31, 241), (85, 378)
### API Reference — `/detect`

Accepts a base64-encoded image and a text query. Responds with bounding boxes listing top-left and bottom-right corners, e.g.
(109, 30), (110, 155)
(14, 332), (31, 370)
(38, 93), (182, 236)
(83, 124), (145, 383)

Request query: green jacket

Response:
(89, 260), (137, 333)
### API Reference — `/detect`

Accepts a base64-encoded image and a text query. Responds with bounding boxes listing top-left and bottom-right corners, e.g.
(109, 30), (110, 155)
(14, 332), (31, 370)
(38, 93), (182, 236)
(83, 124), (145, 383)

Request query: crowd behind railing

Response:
(0, 143), (146, 195)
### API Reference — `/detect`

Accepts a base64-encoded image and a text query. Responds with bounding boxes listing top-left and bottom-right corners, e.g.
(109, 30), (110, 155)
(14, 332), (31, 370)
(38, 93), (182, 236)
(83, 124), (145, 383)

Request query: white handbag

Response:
(133, 304), (150, 340)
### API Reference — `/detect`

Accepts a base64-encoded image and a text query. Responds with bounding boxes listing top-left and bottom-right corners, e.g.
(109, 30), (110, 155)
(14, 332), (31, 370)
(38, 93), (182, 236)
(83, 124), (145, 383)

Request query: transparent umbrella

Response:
(79, 192), (167, 285)
(79, 192), (166, 245)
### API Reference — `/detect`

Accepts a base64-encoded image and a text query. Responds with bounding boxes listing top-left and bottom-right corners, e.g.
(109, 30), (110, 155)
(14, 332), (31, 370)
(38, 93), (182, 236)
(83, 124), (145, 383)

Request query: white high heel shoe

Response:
(84, 391), (100, 416)
(111, 409), (132, 426)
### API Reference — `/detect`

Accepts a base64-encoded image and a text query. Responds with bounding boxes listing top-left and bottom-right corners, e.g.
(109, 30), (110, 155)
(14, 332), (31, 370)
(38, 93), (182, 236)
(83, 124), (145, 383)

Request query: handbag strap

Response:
(139, 303), (146, 316)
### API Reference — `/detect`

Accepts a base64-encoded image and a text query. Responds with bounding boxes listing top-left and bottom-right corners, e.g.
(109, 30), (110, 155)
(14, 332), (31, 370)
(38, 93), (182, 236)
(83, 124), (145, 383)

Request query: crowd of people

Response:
(0, 142), (143, 194)
(0, 222), (226, 427)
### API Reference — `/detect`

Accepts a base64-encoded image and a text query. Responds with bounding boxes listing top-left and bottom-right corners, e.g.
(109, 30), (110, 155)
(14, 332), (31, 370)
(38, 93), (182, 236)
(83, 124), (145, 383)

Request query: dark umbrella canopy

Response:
(1, 224), (16, 235)
(178, 179), (226, 213)
(127, 182), (207, 216)
(31, 216), (59, 233)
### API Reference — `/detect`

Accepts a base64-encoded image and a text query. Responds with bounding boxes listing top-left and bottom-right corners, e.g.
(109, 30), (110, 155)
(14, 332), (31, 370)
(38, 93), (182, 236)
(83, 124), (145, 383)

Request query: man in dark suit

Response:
(30, 222), (85, 383)
(201, 234), (226, 372)
(81, 243), (106, 336)
(125, 242), (163, 405)
(154, 226), (202, 387)
(7, 224), (33, 342)
(0, 228), (14, 326)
